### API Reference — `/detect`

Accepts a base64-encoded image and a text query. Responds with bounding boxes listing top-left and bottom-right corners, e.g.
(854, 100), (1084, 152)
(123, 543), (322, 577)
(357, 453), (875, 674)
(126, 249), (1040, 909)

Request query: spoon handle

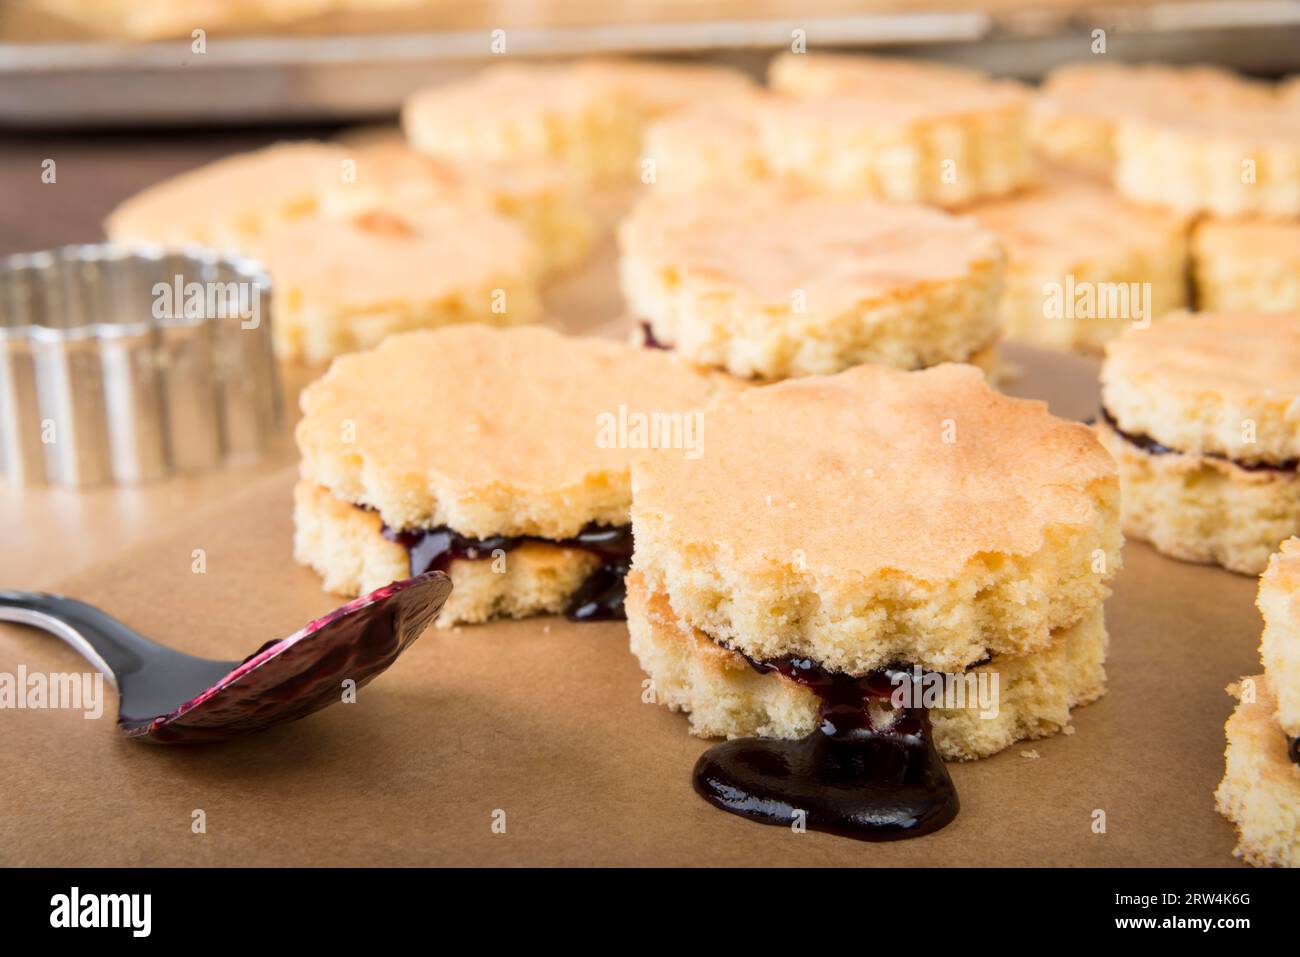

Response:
(0, 592), (164, 686)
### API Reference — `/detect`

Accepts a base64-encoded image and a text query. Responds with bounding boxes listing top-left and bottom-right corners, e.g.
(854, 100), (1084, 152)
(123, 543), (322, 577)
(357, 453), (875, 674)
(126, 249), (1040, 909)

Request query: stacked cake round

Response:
(105, 141), (348, 253)
(1192, 219), (1300, 313)
(401, 60), (755, 185)
(1115, 102), (1300, 218)
(1030, 62), (1274, 177)
(314, 141), (594, 276)
(627, 363), (1121, 760)
(618, 186), (1005, 381)
(763, 53), (1036, 206)
(969, 175), (1189, 352)
(252, 203), (542, 364)
(1097, 312), (1300, 574)
(642, 53), (1036, 206)
(1216, 539), (1300, 867)
(293, 325), (728, 626)
(104, 139), (570, 363)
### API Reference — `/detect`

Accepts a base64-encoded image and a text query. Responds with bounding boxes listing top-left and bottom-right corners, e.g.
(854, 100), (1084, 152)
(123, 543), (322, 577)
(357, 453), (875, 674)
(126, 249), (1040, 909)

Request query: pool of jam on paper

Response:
(1101, 407), (1299, 473)
(692, 652), (959, 841)
(381, 522), (633, 621)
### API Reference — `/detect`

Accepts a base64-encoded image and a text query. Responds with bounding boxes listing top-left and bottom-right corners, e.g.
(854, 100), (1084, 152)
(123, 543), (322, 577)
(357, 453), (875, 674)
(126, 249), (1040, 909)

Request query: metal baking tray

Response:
(1, 0), (1299, 128)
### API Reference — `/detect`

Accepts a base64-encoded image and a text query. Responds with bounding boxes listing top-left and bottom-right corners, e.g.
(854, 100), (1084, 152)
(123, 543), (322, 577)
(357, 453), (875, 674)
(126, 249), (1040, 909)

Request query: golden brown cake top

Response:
(317, 142), (464, 213)
(970, 175), (1187, 266)
(1038, 61), (1276, 120)
(1105, 312), (1300, 409)
(619, 186), (1003, 314)
(318, 142), (575, 213)
(646, 93), (768, 150)
(633, 362), (1116, 582)
(571, 58), (756, 116)
(1194, 218), (1300, 262)
(296, 325), (728, 537)
(250, 202), (538, 311)
(403, 63), (627, 129)
(104, 141), (347, 246)
(1125, 100), (1300, 146)
(768, 51), (1028, 113)
(402, 59), (754, 132)
(1102, 312), (1300, 463)
(1260, 538), (1300, 634)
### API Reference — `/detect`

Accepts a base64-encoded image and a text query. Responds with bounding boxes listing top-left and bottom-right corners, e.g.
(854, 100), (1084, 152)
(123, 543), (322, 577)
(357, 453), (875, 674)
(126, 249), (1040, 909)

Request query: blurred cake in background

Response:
(1030, 62), (1274, 177)
(969, 174), (1189, 353)
(1193, 219), (1300, 313)
(251, 202), (541, 362)
(316, 141), (594, 275)
(1097, 311), (1300, 575)
(402, 60), (755, 185)
(762, 52), (1036, 206)
(105, 141), (348, 253)
(1115, 103), (1300, 217)
(641, 94), (771, 192)
(618, 185), (1005, 380)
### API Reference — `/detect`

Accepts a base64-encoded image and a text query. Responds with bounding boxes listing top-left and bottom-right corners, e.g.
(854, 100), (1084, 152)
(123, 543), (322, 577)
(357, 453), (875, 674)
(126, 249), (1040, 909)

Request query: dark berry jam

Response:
(381, 522), (633, 622)
(1289, 735), (1299, 765)
(639, 321), (672, 351)
(1101, 407), (1298, 472)
(693, 650), (959, 841)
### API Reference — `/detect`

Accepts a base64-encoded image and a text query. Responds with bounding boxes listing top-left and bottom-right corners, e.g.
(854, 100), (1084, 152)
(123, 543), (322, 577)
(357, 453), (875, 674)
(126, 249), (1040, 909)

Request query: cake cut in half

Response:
(294, 325), (728, 626)
(1098, 312), (1300, 574)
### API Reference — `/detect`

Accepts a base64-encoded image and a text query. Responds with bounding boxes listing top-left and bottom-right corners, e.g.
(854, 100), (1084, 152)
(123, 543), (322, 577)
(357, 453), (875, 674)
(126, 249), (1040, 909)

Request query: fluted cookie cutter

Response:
(0, 244), (281, 486)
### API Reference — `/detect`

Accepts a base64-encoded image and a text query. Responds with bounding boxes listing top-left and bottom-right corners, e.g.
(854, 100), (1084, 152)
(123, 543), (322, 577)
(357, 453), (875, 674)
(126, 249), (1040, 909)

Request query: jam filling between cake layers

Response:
(380, 522), (633, 621)
(1100, 407), (1300, 473)
(638, 322), (997, 372)
(640, 321), (673, 351)
(692, 639), (966, 841)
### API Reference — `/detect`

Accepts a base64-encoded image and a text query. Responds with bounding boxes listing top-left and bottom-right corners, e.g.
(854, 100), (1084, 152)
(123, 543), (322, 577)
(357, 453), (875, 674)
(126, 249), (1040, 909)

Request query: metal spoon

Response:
(0, 571), (451, 743)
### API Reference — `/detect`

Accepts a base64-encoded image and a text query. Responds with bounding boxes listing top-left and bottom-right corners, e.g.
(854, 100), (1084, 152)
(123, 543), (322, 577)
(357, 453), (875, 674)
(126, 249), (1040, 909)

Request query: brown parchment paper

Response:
(0, 229), (1263, 866)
